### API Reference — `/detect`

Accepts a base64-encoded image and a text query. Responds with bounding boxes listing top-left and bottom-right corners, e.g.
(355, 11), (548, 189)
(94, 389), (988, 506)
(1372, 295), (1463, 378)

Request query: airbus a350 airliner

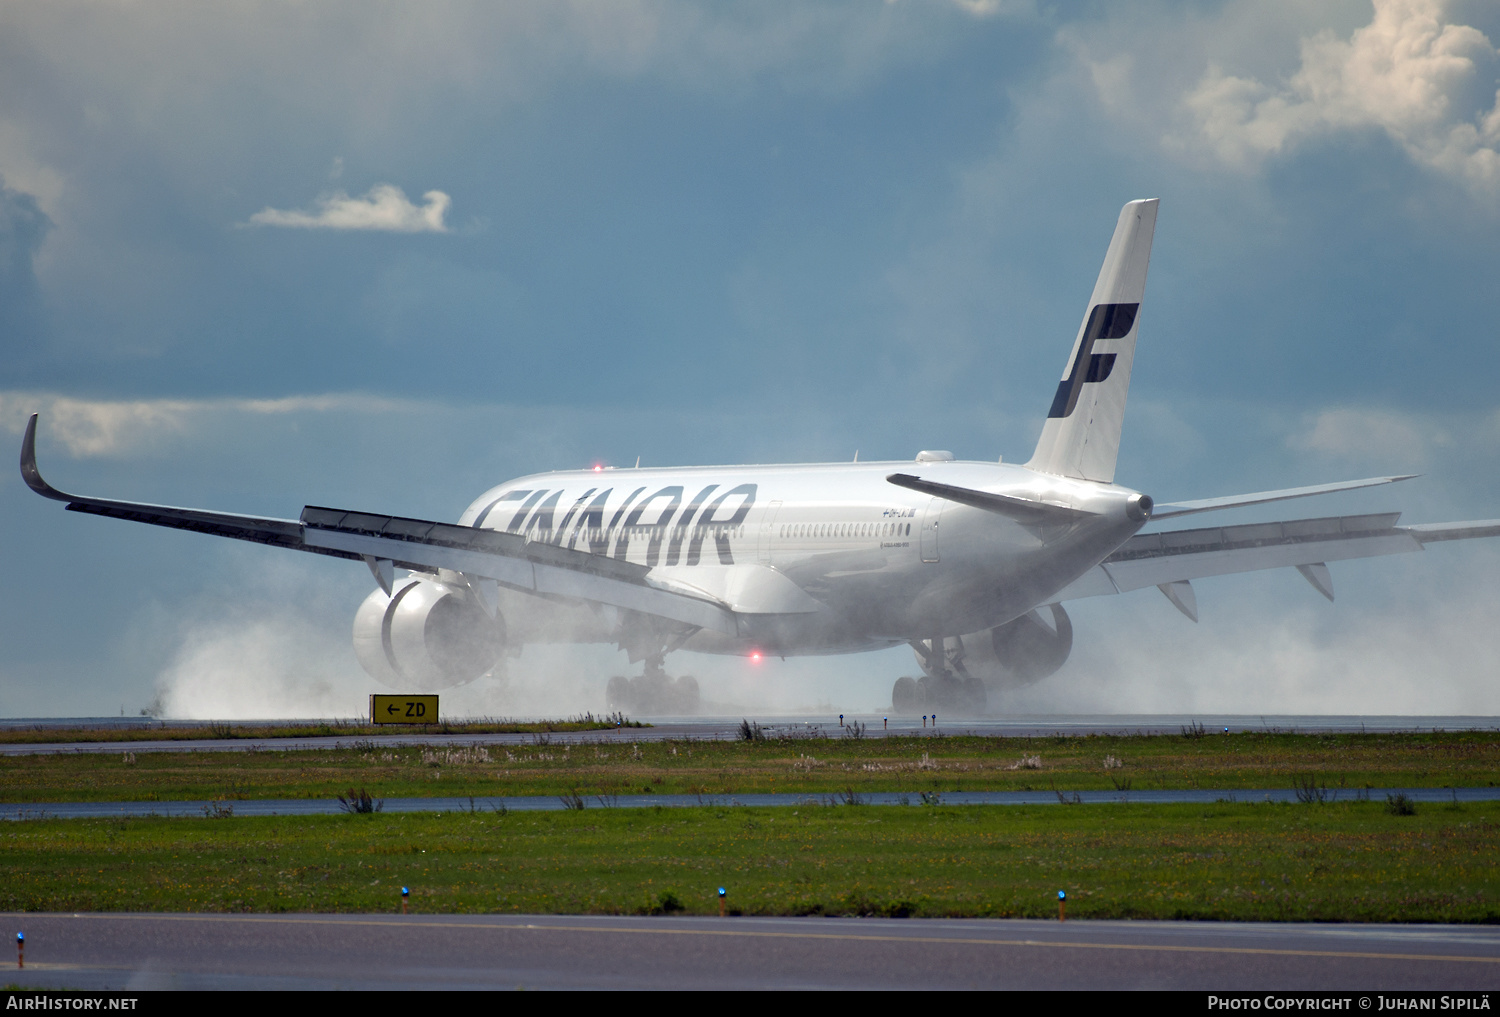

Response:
(22, 199), (1500, 714)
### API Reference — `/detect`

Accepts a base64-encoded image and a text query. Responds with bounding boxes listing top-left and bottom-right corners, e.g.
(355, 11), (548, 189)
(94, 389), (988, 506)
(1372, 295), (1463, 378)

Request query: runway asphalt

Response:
(3, 912), (1498, 990)
(4, 715), (1497, 756)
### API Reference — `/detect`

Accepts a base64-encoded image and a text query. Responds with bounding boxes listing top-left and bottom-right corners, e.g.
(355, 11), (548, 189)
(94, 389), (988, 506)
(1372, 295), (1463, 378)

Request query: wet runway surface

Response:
(4, 715), (1497, 756)
(9, 786), (1500, 820)
(5, 912), (1498, 990)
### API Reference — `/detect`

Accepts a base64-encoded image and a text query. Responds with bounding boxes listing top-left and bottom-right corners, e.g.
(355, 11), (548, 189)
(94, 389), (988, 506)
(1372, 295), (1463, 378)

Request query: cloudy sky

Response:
(3, 0), (1500, 718)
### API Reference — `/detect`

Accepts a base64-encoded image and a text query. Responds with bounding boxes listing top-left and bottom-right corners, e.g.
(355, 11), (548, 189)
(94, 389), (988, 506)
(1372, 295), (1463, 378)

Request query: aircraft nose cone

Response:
(1126, 493), (1153, 522)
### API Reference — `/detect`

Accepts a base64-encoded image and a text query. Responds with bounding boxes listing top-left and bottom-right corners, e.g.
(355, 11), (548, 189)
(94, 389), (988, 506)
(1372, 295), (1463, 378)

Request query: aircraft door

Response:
(757, 500), (782, 564)
(919, 497), (943, 563)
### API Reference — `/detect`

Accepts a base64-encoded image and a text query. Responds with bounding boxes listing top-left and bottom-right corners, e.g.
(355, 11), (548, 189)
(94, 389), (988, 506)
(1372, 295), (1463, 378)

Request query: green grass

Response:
(2, 801), (1496, 922)
(0, 715), (644, 745)
(2, 730), (1497, 803)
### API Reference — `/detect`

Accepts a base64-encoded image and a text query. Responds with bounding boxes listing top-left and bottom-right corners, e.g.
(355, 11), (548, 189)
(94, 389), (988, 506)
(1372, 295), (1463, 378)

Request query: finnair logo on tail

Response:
(1047, 302), (1139, 419)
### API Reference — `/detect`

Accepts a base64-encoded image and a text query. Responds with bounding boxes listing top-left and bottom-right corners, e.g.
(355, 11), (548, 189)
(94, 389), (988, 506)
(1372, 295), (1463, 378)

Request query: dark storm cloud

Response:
(0, 174), (50, 367)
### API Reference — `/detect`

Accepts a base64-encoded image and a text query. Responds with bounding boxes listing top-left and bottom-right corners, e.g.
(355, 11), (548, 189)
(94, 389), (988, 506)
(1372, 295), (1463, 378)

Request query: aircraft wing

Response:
(19, 414), (737, 634)
(1051, 510), (1500, 606)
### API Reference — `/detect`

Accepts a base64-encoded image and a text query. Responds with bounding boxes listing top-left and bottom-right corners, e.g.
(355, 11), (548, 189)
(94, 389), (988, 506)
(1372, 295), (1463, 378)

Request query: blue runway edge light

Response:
(718, 887), (726, 897)
(1058, 891), (1066, 900)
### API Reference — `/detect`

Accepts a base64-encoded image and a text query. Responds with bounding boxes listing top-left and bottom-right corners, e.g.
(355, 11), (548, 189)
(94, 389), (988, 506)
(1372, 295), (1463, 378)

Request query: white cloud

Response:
(0, 391), (412, 457)
(1179, 0), (1500, 194)
(248, 184), (450, 232)
(1288, 406), (1454, 466)
(946, 0), (1022, 16)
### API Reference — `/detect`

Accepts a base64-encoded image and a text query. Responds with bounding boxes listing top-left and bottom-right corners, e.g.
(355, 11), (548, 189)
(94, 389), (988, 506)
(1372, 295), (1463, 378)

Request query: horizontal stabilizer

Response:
(885, 473), (1094, 523)
(1151, 475), (1417, 520)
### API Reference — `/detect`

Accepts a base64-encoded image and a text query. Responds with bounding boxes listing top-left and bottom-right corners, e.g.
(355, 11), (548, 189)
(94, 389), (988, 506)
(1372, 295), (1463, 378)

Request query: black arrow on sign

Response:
(386, 703), (400, 716)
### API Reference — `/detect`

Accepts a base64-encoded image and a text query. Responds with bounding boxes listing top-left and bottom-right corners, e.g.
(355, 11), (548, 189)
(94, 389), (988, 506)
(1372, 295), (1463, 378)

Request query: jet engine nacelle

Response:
(957, 604), (1073, 690)
(353, 576), (505, 692)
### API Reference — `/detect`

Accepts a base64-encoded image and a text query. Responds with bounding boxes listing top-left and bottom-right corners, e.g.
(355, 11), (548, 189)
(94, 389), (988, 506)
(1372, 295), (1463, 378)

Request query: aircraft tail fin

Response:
(1026, 198), (1158, 483)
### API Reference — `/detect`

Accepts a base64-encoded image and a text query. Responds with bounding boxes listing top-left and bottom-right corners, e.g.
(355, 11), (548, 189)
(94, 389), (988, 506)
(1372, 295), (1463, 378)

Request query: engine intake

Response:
(353, 577), (504, 691)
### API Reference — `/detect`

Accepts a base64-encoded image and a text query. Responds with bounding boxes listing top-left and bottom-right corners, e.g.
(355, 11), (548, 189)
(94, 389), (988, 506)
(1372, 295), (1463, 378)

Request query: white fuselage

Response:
(458, 459), (1149, 656)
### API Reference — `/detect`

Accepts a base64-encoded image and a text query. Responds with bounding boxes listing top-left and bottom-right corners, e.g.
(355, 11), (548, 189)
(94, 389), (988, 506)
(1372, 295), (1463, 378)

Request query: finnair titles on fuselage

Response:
(450, 458), (1145, 660)
(23, 198), (1500, 715)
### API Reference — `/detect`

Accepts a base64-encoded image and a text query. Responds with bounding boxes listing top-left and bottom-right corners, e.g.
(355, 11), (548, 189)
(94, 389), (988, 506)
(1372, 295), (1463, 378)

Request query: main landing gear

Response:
(606, 655), (701, 716)
(891, 636), (987, 716)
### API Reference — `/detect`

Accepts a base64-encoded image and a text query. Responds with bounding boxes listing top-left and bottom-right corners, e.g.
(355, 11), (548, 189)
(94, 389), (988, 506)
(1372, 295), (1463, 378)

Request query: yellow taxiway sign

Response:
(369, 694), (439, 724)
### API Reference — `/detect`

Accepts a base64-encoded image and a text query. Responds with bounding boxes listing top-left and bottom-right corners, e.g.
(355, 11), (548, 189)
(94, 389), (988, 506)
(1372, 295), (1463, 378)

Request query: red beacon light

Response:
(592, 464), (604, 472)
(749, 651), (763, 664)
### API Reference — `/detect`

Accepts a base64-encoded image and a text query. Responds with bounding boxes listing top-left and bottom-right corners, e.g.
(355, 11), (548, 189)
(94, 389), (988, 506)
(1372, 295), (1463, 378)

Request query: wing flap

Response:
(1051, 511), (1422, 601)
(1049, 565), (1120, 602)
(1103, 532), (1419, 593)
(1406, 520), (1500, 543)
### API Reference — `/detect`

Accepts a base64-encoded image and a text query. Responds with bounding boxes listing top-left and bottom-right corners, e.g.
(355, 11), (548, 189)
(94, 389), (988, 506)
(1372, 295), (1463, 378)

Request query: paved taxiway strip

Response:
(9, 786), (1500, 820)
(4, 715), (1497, 756)
(5, 913), (1499, 990)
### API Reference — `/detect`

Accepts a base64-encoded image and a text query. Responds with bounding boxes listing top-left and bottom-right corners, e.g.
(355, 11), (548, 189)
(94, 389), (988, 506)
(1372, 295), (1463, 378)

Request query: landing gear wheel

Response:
(892, 676), (920, 714)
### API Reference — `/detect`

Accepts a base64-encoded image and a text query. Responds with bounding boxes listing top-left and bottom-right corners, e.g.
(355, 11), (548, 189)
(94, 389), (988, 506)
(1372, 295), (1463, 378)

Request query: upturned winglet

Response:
(21, 413), (74, 503)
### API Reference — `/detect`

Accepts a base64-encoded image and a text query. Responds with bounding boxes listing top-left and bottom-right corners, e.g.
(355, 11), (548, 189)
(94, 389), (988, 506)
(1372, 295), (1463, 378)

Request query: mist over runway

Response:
(6, 912), (1498, 990)
(2, 715), (1496, 756)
